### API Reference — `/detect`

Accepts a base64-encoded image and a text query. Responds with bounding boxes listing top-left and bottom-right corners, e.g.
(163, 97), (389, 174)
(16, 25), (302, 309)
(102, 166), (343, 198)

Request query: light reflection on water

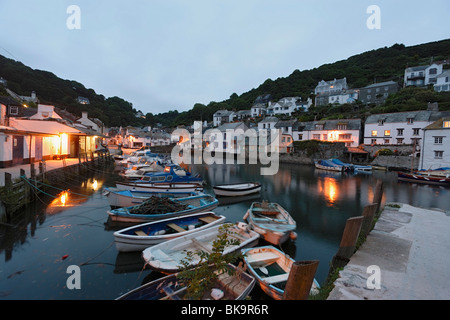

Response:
(0, 163), (449, 300)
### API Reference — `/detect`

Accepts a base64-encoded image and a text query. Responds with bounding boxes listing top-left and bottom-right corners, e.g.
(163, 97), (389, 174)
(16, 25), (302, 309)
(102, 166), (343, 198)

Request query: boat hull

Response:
(213, 182), (261, 197)
(116, 263), (255, 300)
(107, 195), (219, 223)
(244, 202), (296, 246)
(397, 172), (450, 187)
(142, 223), (260, 273)
(113, 212), (226, 252)
(115, 181), (204, 193)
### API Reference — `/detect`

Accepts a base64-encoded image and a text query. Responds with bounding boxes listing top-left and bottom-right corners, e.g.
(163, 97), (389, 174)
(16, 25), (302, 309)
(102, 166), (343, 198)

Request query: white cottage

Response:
(419, 117), (450, 170)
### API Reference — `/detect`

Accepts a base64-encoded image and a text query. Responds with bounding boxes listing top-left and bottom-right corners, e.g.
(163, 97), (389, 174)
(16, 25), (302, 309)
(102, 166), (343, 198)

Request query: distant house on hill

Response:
(77, 96), (90, 104)
(434, 70), (450, 92)
(213, 110), (235, 127)
(315, 78), (348, 106)
(359, 81), (400, 105)
(404, 61), (448, 87)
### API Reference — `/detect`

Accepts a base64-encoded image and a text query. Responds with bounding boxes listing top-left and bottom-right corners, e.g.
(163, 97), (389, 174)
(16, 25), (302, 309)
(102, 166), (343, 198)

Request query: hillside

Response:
(1, 38), (450, 127)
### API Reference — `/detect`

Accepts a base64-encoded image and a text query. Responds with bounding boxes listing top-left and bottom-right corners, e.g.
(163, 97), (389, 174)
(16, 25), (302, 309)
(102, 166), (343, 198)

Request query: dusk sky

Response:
(1, 0), (449, 115)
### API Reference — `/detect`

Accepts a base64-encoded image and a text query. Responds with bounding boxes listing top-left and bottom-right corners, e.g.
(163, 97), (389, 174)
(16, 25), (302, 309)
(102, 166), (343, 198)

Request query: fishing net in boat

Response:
(129, 197), (189, 215)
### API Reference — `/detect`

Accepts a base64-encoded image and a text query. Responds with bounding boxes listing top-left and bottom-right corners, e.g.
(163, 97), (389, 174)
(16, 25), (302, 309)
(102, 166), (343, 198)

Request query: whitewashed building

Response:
(250, 103), (267, 118)
(267, 97), (302, 116)
(213, 110), (235, 127)
(315, 78), (348, 106)
(434, 70), (450, 92)
(363, 110), (450, 146)
(206, 122), (249, 154)
(257, 116), (279, 132)
(293, 119), (362, 147)
(404, 62), (446, 87)
(420, 117), (450, 170)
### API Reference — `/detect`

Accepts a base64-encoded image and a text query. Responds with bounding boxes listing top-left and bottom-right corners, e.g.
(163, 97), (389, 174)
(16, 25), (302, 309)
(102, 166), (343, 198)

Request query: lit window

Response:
(384, 130), (391, 136)
(444, 121), (450, 128)
(371, 130), (377, 136)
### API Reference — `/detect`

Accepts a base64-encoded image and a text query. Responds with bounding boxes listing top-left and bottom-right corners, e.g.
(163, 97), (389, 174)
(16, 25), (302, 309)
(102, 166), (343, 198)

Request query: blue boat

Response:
(138, 164), (203, 184)
(330, 159), (372, 173)
(314, 159), (343, 172)
(107, 194), (219, 223)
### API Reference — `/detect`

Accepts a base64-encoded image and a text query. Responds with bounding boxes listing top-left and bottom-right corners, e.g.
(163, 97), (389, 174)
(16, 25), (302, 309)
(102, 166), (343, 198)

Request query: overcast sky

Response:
(1, 0), (449, 115)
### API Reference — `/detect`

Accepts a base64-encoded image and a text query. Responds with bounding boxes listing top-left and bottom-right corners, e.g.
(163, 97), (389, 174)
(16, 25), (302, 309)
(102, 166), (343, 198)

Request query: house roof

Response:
(0, 96), (21, 106)
(9, 118), (87, 135)
(274, 120), (298, 128)
(259, 116), (279, 123)
(437, 70), (450, 78)
(405, 65), (428, 72)
(423, 117), (450, 130)
(216, 122), (247, 132)
(363, 81), (398, 89)
(213, 110), (234, 117)
(297, 119), (361, 131)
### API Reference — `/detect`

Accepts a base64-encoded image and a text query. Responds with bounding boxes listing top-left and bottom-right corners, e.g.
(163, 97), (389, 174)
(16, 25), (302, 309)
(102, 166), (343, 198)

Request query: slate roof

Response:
(294, 119), (362, 131)
(423, 117), (450, 130)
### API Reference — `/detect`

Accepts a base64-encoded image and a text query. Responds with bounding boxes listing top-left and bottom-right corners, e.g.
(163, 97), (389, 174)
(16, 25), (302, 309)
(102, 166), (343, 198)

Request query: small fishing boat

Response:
(113, 212), (226, 252)
(103, 187), (199, 208)
(330, 158), (372, 173)
(107, 194), (219, 223)
(243, 201), (297, 245)
(213, 182), (261, 197)
(142, 222), (260, 273)
(140, 164), (203, 184)
(241, 246), (320, 300)
(115, 181), (204, 193)
(397, 171), (450, 187)
(116, 263), (255, 300)
(314, 159), (343, 172)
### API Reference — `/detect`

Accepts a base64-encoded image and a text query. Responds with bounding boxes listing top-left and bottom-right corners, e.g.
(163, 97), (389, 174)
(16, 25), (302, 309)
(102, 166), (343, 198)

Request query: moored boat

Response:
(107, 194), (219, 223)
(213, 182), (261, 197)
(113, 212), (226, 252)
(397, 171), (450, 187)
(314, 159), (343, 172)
(142, 222), (260, 273)
(140, 164), (203, 184)
(115, 181), (204, 193)
(243, 201), (296, 246)
(116, 263), (255, 300)
(104, 187), (199, 208)
(241, 246), (320, 300)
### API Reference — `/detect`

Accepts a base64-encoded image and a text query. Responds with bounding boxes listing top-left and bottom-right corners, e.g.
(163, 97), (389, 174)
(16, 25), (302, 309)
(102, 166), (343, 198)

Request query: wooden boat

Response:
(213, 182), (261, 197)
(314, 159), (343, 172)
(104, 187), (199, 208)
(243, 201), (296, 245)
(107, 194), (219, 223)
(113, 212), (226, 252)
(142, 222), (260, 273)
(397, 171), (450, 187)
(115, 181), (204, 193)
(241, 246), (320, 300)
(116, 263), (255, 300)
(330, 158), (372, 173)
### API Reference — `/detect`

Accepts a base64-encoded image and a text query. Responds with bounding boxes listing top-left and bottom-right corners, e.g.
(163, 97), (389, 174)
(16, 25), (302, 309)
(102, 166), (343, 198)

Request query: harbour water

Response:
(1, 162), (449, 300)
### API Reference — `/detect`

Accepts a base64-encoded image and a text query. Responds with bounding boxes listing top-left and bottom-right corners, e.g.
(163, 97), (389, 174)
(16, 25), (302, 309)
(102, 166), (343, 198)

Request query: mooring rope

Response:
(20, 176), (90, 199)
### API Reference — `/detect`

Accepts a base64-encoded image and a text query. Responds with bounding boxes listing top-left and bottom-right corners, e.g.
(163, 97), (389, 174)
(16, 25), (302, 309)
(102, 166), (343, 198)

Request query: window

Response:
(298, 134), (303, 140)
(434, 151), (444, 159)
(384, 130), (391, 136)
(339, 134), (352, 140)
(337, 124), (347, 130)
(312, 134), (320, 140)
(397, 128), (404, 136)
(371, 139), (377, 144)
(444, 121), (450, 128)
(322, 134), (327, 140)
(315, 124), (324, 130)
(429, 68), (437, 75)
(397, 138), (404, 144)
(384, 139), (390, 144)
(413, 128), (420, 136)
(434, 137), (443, 144)
(9, 106), (18, 115)
(367, 95), (371, 100)
(378, 119), (384, 126)
(371, 130), (377, 136)
(407, 118), (414, 124)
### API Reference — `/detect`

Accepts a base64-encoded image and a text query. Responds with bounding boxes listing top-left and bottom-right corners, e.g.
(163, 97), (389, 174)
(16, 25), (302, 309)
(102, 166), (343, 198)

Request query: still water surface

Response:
(1, 162), (449, 300)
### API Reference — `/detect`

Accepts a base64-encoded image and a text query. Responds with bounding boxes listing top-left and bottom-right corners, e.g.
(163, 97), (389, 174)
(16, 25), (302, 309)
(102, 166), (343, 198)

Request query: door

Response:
(35, 136), (43, 161)
(12, 135), (24, 165)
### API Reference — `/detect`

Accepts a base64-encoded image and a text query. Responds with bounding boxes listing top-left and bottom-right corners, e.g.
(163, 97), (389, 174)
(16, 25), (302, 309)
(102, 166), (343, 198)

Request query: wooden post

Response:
(282, 260), (319, 300)
(5, 172), (12, 189)
(360, 203), (378, 239)
(30, 163), (36, 201)
(372, 179), (384, 212)
(328, 216), (364, 275)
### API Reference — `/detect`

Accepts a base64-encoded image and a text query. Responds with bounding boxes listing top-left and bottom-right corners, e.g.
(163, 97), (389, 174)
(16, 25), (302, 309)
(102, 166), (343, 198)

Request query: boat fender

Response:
(290, 232), (298, 240)
(210, 288), (224, 300)
(258, 266), (268, 275)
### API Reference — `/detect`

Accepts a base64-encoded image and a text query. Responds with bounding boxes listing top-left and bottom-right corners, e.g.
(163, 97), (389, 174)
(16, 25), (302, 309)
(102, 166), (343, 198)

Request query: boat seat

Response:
(199, 216), (217, 224)
(263, 273), (289, 284)
(134, 230), (147, 236)
(167, 223), (185, 233)
(245, 252), (279, 265)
